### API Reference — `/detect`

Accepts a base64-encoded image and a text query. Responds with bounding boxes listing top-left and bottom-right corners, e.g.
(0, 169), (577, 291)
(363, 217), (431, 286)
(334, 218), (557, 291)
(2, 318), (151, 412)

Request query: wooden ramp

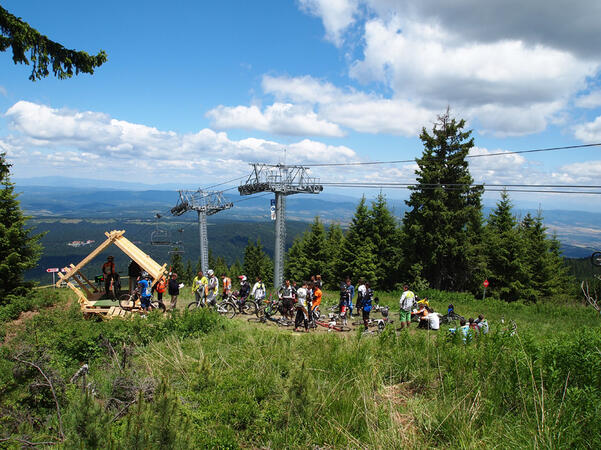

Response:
(57, 230), (167, 318)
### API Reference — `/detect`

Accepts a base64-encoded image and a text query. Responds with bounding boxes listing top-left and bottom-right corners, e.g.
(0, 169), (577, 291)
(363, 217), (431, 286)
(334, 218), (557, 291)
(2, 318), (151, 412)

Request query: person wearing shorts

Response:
(399, 284), (415, 329)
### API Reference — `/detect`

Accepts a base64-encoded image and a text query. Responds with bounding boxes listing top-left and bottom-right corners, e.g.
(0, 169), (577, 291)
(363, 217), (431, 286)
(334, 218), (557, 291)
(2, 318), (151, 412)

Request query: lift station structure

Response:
(170, 189), (233, 273)
(238, 163), (323, 288)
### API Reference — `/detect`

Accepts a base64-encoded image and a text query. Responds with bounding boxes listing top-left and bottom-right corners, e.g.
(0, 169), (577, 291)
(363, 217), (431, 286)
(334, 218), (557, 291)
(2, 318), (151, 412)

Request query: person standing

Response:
(399, 284), (415, 329)
(206, 270), (219, 306)
(102, 255), (116, 298)
(221, 273), (232, 299)
(362, 282), (373, 331)
(278, 279), (296, 319)
(128, 260), (141, 294)
(311, 282), (323, 320)
(251, 276), (266, 302)
(356, 279), (366, 316)
(168, 272), (180, 310)
(345, 278), (355, 316)
(138, 272), (152, 314)
(294, 281), (309, 332)
(153, 275), (166, 304)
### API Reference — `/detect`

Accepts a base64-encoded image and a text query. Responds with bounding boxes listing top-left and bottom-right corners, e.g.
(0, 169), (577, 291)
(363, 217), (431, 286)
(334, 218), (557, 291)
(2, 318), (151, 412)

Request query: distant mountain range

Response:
(16, 179), (601, 264)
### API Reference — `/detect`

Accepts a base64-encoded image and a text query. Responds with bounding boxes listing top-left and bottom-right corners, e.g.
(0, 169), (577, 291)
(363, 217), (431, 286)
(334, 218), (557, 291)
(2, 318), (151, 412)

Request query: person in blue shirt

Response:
(137, 272), (153, 312)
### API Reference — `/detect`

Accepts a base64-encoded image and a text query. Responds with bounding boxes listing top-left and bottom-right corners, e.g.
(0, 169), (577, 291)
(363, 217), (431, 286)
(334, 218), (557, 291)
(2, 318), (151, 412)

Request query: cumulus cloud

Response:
(288, 0), (601, 137)
(298, 0), (359, 46)
(206, 102), (344, 137)
(575, 90), (601, 109)
(573, 116), (601, 142)
(2, 101), (360, 182)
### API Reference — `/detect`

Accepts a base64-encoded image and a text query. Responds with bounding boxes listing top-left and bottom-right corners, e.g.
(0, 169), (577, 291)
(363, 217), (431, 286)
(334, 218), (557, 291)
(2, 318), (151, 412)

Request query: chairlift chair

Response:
(169, 241), (185, 255)
(151, 214), (172, 246)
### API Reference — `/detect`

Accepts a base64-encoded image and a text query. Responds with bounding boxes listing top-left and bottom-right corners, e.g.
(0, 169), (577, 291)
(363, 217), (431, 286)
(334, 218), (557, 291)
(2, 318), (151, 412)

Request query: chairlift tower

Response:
(238, 164), (323, 288)
(170, 190), (233, 273)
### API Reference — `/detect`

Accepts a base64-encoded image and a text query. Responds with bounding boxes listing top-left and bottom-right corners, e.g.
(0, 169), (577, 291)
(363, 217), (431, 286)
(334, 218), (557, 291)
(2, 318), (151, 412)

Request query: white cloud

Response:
(0, 86), (7, 97)
(573, 116), (601, 142)
(2, 101), (360, 182)
(206, 102), (345, 137)
(292, 0), (601, 137)
(298, 0), (359, 46)
(575, 90), (601, 109)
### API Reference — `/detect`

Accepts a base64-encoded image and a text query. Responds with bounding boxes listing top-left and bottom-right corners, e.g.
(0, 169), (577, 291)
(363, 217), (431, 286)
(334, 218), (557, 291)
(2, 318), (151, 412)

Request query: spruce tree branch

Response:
(13, 357), (65, 440)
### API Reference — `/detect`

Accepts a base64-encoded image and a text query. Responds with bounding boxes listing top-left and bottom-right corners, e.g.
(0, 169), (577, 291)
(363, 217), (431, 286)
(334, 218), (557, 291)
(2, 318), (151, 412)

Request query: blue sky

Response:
(1, 0), (601, 211)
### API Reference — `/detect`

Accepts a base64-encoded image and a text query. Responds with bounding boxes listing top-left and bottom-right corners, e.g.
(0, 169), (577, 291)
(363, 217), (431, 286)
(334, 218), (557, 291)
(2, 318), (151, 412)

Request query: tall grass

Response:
(1, 289), (600, 448)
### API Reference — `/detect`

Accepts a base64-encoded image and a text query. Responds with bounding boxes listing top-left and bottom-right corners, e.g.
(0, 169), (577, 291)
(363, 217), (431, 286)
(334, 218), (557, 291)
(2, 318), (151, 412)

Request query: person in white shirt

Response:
(399, 285), (416, 329)
(251, 276), (266, 302)
(294, 281), (309, 332)
(428, 312), (440, 330)
(206, 269), (219, 306)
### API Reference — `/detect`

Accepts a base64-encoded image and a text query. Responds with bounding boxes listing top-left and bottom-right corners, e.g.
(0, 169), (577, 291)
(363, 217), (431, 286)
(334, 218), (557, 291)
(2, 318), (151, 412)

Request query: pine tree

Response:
(369, 193), (402, 289)
(401, 111), (484, 291)
(485, 191), (529, 302)
(169, 250), (184, 278)
(324, 223), (345, 289)
(344, 237), (378, 286)
(0, 154), (43, 301)
(243, 239), (273, 284)
(302, 217), (329, 279)
(521, 211), (571, 301)
(285, 234), (309, 282)
(339, 197), (372, 283)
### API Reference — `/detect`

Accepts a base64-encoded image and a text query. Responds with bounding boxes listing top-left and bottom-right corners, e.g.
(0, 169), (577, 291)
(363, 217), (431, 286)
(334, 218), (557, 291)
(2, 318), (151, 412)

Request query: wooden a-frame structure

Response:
(56, 230), (167, 316)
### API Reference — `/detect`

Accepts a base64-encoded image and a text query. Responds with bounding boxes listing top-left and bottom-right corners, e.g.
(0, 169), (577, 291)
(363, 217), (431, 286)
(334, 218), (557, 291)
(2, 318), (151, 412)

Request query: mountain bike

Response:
(188, 292), (236, 318)
(119, 288), (166, 313)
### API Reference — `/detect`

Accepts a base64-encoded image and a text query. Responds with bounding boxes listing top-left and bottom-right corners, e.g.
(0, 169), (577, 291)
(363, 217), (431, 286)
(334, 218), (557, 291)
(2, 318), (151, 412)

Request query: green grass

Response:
(1, 288), (600, 448)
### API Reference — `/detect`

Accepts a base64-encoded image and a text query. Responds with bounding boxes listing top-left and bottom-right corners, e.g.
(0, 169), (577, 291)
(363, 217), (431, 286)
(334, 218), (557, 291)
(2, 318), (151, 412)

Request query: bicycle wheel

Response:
(243, 301), (257, 315)
(119, 294), (135, 311)
(150, 301), (166, 313)
(218, 301), (236, 319)
(336, 325), (352, 332)
(592, 252), (601, 267)
(247, 316), (266, 323)
(277, 318), (293, 327)
(187, 301), (201, 310)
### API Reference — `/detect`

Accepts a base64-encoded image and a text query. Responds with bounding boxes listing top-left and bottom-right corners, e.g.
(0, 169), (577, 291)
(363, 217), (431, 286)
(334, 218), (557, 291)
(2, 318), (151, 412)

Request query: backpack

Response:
(156, 279), (166, 293)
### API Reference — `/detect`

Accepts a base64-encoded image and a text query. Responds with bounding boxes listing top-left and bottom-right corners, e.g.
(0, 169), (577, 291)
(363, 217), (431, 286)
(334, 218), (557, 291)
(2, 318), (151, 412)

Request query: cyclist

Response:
(399, 284), (415, 329)
(221, 273), (232, 299)
(191, 271), (208, 306)
(339, 281), (351, 325)
(294, 281), (309, 332)
(206, 270), (219, 306)
(238, 275), (251, 305)
(251, 276), (266, 302)
(137, 272), (153, 314)
(278, 279), (296, 319)
(345, 278), (355, 316)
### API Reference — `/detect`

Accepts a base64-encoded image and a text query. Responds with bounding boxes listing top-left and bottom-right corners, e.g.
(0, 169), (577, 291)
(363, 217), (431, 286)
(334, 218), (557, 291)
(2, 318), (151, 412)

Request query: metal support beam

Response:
(273, 193), (286, 287)
(238, 163), (323, 289)
(198, 211), (209, 273)
(171, 189), (233, 273)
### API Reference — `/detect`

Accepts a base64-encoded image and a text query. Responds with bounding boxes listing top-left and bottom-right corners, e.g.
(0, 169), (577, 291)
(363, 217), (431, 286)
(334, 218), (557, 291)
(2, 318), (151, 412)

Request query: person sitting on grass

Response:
(468, 317), (479, 335)
(413, 302), (429, 328)
(449, 318), (471, 343)
(475, 314), (489, 334)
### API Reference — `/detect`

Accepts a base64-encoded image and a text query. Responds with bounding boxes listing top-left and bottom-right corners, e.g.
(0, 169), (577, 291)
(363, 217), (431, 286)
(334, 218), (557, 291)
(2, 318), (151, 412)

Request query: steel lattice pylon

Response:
(170, 190), (233, 273)
(238, 164), (323, 288)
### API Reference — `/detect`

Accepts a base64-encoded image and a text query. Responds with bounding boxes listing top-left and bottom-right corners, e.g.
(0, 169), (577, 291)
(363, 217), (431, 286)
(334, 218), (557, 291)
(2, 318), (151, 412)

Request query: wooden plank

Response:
(71, 274), (92, 297)
(70, 265), (98, 293)
(55, 231), (120, 287)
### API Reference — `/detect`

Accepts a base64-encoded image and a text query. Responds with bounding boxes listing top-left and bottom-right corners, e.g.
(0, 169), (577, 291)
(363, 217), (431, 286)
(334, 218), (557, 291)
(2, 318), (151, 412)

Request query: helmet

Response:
(239, 275), (247, 282)
(141, 271), (149, 278)
(207, 269), (214, 276)
(107, 255), (114, 260)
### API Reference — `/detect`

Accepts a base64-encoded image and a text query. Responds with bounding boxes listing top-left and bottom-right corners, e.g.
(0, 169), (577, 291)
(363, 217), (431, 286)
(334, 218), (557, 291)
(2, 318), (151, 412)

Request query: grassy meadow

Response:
(0, 288), (600, 448)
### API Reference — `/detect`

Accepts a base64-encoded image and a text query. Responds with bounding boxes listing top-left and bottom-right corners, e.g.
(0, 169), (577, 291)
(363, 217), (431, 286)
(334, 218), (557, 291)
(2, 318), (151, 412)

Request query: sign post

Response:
(482, 279), (489, 300)
(47, 268), (59, 287)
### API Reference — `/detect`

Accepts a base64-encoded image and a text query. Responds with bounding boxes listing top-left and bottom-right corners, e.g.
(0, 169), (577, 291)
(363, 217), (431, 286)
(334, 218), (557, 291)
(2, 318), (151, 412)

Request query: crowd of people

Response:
(103, 256), (490, 336)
